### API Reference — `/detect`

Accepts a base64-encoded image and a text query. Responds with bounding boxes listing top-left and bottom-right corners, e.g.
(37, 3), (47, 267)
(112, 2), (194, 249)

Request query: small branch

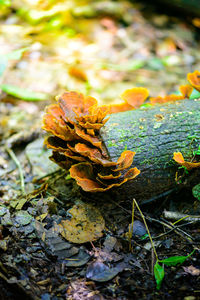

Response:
(5, 146), (25, 195)
(163, 210), (200, 223)
(128, 199), (135, 251)
(160, 218), (194, 242)
(144, 215), (194, 244)
(133, 198), (158, 260)
(112, 200), (194, 245)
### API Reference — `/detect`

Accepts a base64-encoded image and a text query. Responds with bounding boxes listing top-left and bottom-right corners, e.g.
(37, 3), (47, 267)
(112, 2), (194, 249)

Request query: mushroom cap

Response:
(173, 152), (200, 170)
(187, 70), (200, 92)
(42, 91), (140, 192)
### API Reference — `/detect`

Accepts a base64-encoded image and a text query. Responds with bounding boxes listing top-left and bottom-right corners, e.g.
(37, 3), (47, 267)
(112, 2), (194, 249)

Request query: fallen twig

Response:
(163, 210), (200, 223)
(5, 145), (25, 195)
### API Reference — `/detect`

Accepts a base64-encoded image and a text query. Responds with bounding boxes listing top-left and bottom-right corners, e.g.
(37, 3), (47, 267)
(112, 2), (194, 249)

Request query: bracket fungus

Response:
(187, 70), (200, 92)
(150, 84), (193, 105)
(42, 70), (200, 197)
(42, 90), (142, 192)
(105, 87), (149, 114)
(173, 152), (200, 171)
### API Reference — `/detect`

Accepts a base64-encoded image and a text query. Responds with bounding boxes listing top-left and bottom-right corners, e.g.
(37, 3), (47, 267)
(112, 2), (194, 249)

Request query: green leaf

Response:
(187, 135), (198, 142)
(4, 47), (28, 60)
(159, 256), (187, 266)
(65, 174), (71, 180)
(140, 233), (148, 240)
(0, 61), (7, 77)
(178, 165), (189, 174)
(146, 57), (164, 71)
(0, 0), (11, 6)
(159, 249), (196, 266)
(0, 47), (28, 77)
(101, 60), (145, 71)
(192, 184), (200, 201)
(1, 84), (48, 101)
(140, 103), (153, 108)
(193, 146), (200, 156)
(154, 261), (165, 290)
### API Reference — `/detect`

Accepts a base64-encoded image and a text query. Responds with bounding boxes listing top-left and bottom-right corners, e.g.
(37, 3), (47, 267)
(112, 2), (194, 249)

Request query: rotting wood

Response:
(100, 98), (200, 203)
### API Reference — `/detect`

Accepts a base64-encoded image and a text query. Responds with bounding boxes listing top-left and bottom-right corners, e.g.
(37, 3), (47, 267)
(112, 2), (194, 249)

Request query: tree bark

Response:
(100, 98), (200, 203)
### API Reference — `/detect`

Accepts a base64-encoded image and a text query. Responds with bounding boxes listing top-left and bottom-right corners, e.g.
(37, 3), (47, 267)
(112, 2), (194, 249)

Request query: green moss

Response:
(107, 140), (118, 148)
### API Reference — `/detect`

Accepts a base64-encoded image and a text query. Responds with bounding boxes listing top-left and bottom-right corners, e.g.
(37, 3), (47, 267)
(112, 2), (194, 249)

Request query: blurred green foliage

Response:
(0, 0), (11, 6)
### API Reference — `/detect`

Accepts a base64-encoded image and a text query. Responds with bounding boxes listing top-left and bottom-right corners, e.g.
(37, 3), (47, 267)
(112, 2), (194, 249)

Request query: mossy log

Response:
(100, 98), (200, 203)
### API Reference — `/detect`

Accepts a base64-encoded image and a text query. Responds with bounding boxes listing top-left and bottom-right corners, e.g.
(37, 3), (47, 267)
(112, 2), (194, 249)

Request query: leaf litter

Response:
(0, 0), (200, 299)
(59, 201), (105, 244)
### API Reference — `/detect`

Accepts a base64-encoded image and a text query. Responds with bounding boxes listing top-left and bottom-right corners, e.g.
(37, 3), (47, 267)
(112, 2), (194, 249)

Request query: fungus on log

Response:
(101, 98), (200, 202)
(42, 70), (200, 203)
(42, 91), (141, 193)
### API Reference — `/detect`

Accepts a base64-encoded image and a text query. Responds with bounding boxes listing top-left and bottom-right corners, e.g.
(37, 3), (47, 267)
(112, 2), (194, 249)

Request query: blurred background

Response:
(1, 2), (200, 298)
(0, 0), (200, 107)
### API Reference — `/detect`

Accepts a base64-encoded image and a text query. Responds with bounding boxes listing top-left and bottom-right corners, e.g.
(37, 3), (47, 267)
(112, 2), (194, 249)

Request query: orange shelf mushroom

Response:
(121, 87), (149, 108)
(173, 152), (200, 170)
(149, 83), (194, 105)
(150, 94), (184, 105)
(179, 84), (193, 98)
(187, 70), (200, 92)
(42, 91), (140, 192)
(101, 87), (149, 114)
(43, 70), (200, 192)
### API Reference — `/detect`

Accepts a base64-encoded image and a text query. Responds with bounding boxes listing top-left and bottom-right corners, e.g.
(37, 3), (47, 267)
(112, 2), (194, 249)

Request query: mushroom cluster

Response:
(43, 70), (200, 191)
(149, 70), (200, 104)
(187, 70), (200, 92)
(150, 84), (193, 104)
(173, 152), (200, 170)
(42, 91), (141, 192)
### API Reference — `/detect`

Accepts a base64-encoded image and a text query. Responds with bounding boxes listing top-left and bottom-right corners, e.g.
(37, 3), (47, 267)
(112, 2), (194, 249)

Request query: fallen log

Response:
(100, 98), (200, 203)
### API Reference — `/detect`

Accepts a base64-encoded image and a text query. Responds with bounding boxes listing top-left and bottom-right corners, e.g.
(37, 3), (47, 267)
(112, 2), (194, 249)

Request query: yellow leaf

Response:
(59, 201), (105, 243)
(36, 213), (48, 222)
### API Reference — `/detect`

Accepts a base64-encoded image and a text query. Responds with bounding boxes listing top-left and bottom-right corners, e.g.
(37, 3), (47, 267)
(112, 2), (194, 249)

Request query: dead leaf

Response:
(59, 201), (105, 243)
(35, 220), (79, 259)
(183, 265), (200, 276)
(86, 261), (124, 282)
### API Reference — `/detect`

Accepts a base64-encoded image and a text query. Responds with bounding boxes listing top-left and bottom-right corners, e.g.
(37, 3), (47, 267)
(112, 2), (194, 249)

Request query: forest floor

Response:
(0, 1), (200, 299)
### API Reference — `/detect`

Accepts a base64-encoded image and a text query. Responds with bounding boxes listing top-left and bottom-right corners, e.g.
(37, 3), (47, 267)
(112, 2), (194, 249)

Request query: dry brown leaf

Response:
(59, 201), (105, 243)
(183, 265), (200, 276)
